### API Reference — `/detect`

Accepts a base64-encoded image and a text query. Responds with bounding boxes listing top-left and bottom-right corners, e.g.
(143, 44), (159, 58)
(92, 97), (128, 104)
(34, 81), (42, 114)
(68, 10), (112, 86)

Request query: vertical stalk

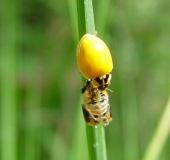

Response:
(77, 0), (107, 159)
(67, 1), (89, 159)
(0, 0), (17, 160)
(142, 97), (170, 160)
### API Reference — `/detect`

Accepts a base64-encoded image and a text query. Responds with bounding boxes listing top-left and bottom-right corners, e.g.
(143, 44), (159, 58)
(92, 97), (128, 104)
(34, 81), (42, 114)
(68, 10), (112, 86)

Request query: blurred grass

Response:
(0, 0), (170, 160)
(0, 0), (17, 160)
(24, 86), (41, 160)
(142, 97), (170, 160)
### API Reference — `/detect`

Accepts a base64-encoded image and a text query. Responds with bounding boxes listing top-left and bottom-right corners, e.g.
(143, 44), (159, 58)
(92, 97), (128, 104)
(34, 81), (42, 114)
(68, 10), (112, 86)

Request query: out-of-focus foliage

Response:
(0, 0), (170, 160)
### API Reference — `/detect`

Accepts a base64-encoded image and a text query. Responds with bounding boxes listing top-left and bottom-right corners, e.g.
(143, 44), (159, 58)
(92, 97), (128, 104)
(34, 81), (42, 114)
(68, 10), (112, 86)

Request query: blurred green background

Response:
(0, 0), (170, 160)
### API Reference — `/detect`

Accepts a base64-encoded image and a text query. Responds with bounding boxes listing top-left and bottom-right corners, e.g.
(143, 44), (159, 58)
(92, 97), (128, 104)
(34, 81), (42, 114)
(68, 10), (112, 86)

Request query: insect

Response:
(76, 34), (113, 126)
(81, 76), (112, 126)
(77, 34), (113, 79)
(91, 73), (112, 90)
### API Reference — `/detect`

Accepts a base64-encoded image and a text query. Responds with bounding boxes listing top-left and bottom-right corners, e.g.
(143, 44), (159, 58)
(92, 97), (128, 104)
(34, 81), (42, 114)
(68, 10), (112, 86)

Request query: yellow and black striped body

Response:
(82, 75), (112, 126)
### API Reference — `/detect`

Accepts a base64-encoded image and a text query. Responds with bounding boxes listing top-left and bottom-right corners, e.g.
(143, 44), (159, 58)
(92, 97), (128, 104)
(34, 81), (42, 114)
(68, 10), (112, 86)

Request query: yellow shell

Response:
(77, 34), (113, 79)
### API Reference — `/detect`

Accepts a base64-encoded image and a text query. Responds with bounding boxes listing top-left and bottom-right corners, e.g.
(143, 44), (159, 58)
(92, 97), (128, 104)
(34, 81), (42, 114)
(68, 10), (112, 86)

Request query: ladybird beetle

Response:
(77, 34), (113, 79)
(81, 79), (112, 126)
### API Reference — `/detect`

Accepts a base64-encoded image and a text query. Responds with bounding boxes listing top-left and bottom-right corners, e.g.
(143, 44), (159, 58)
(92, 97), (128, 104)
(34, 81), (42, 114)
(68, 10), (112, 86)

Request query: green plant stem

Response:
(142, 97), (170, 160)
(77, 0), (86, 37)
(77, 0), (107, 160)
(93, 124), (107, 160)
(84, 0), (95, 35)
